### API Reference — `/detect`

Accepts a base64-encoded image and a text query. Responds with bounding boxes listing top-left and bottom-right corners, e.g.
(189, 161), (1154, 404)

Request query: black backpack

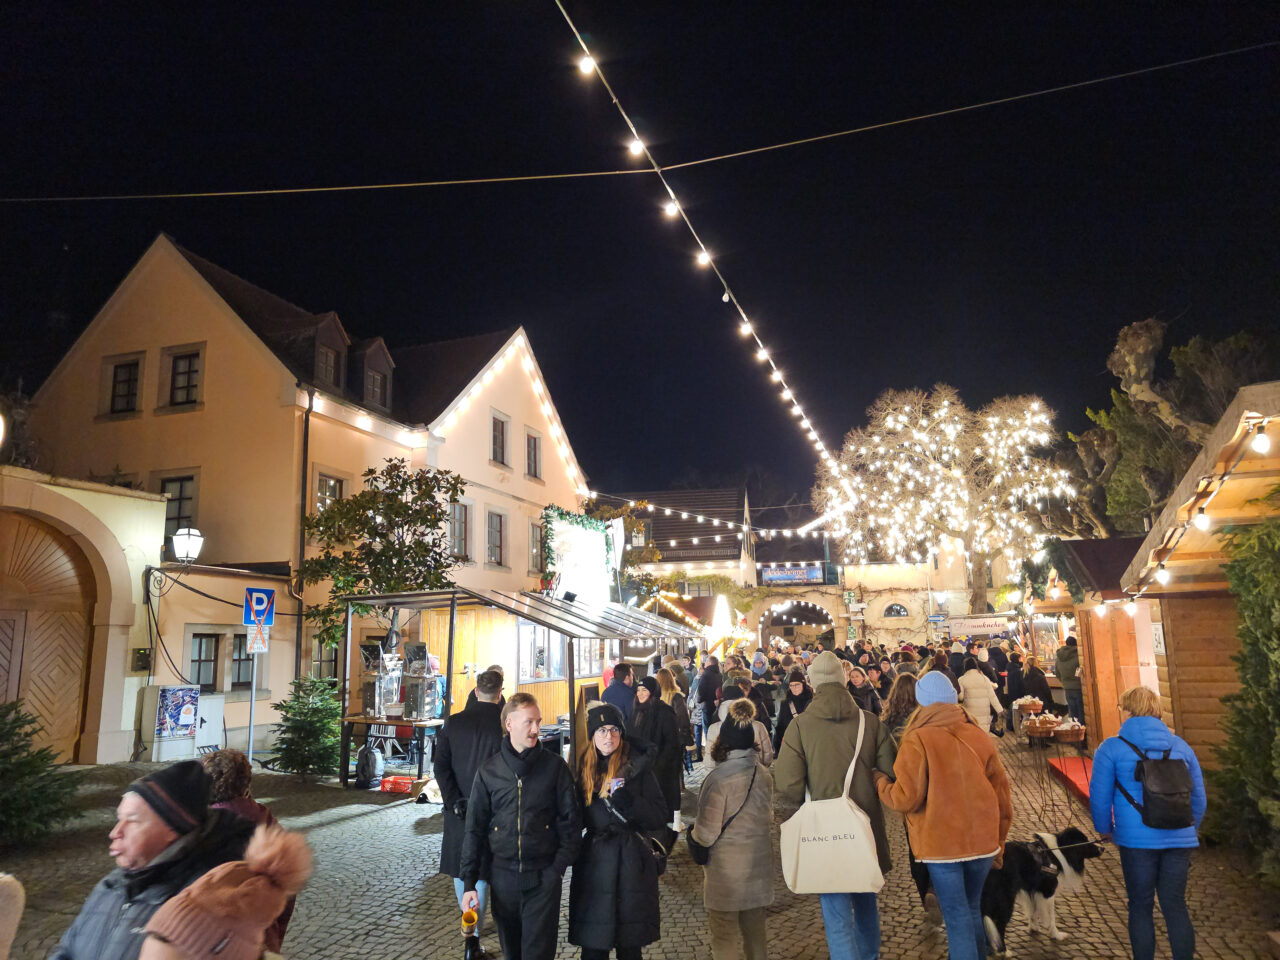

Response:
(1113, 736), (1194, 829)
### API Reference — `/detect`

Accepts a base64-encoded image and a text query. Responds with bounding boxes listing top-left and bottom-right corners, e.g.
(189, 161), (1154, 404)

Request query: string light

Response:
(557, 4), (838, 483)
(664, 200), (679, 217)
(1251, 421), (1271, 454)
(577, 55), (595, 74)
(1154, 563), (1171, 585)
(1193, 508), (1210, 531)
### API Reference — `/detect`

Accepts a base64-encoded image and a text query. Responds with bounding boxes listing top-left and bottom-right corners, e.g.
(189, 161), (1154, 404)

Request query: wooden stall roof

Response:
(343, 587), (704, 642)
(1121, 380), (1280, 597)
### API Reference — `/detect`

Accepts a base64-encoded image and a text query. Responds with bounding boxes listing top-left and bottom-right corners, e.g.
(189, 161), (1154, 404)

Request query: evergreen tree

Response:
(0, 700), (82, 845)
(271, 676), (342, 777)
(1208, 500), (1280, 885)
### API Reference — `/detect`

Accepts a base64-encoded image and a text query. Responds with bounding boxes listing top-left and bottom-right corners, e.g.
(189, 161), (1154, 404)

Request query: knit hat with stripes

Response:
(126, 760), (210, 836)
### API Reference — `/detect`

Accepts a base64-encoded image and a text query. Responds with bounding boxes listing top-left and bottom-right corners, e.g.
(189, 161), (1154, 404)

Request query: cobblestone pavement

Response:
(8, 734), (1276, 960)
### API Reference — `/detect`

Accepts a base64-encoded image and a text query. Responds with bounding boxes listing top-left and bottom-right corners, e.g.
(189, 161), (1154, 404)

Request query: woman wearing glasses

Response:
(568, 703), (669, 960)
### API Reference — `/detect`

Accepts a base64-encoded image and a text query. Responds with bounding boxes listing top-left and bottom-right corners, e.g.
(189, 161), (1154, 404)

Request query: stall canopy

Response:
(346, 586), (704, 644)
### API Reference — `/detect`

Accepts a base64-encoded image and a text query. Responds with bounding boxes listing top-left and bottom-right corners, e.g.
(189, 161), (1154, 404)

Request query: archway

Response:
(0, 469), (138, 762)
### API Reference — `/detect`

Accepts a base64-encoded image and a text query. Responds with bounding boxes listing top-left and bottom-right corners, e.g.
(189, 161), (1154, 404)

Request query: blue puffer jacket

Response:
(1090, 715), (1206, 849)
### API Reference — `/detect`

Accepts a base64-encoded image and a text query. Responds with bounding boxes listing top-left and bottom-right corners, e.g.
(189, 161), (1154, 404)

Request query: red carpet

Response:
(1047, 755), (1093, 802)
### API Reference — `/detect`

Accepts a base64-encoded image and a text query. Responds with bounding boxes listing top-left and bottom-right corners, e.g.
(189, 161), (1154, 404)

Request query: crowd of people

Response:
(10, 634), (1206, 960)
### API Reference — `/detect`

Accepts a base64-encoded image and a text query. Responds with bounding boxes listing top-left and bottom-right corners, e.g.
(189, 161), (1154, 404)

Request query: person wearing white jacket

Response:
(705, 691), (774, 769)
(957, 657), (1003, 732)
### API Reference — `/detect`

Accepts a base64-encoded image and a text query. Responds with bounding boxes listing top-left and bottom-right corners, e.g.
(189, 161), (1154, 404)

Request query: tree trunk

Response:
(967, 551), (989, 615)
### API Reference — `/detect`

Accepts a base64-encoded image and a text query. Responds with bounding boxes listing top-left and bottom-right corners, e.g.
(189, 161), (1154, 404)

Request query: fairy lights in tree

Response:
(814, 385), (1075, 612)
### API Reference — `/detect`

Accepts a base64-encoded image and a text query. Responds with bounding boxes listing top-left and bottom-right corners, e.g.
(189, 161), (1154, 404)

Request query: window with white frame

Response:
(190, 633), (218, 692)
(316, 474), (343, 513)
(491, 415), (508, 465)
(110, 360), (140, 413)
(169, 351), (201, 405)
(449, 502), (470, 559)
(486, 511), (505, 566)
(517, 619), (564, 681)
(529, 522), (545, 574)
(365, 368), (387, 407)
(526, 432), (541, 479)
(231, 634), (254, 689)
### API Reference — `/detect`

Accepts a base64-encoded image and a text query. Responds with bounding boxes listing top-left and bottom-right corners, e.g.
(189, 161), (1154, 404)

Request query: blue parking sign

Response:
(243, 588), (276, 626)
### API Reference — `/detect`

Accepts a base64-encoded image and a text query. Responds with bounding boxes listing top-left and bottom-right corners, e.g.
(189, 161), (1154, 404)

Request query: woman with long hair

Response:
(629, 676), (682, 824)
(657, 667), (694, 825)
(691, 700), (775, 960)
(569, 704), (669, 960)
(876, 672), (1012, 960)
(881, 674), (918, 744)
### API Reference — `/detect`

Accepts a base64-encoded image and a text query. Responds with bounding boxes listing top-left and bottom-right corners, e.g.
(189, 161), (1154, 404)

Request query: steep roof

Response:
(168, 237), (520, 426)
(622, 487), (748, 562)
(390, 328), (518, 425)
(170, 239), (332, 381)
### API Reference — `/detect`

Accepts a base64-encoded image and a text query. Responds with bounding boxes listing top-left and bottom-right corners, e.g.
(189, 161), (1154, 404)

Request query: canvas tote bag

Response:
(779, 713), (885, 894)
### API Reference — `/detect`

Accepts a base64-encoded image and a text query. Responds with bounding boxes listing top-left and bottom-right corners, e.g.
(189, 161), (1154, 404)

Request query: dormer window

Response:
(366, 369), (387, 407)
(318, 345), (339, 386)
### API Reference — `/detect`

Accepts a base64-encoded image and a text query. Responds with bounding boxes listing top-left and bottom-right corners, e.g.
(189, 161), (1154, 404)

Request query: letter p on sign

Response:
(243, 588), (276, 627)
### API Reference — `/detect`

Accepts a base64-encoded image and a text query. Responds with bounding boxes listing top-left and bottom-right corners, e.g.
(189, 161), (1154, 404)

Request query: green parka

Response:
(772, 682), (897, 874)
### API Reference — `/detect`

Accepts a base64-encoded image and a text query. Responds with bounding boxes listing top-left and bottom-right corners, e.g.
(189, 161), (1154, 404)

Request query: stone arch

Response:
(0, 470), (137, 762)
(746, 588), (845, 648)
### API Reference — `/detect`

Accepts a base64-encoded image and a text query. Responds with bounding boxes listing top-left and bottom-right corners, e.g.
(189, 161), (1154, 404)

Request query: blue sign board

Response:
(761, 565), (824, 585)
(928, 614), (946, 623)
(243, 588), (276, 626)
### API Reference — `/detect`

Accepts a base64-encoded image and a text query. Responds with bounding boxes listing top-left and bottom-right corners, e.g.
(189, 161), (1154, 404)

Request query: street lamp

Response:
(170, 528), (204, 564)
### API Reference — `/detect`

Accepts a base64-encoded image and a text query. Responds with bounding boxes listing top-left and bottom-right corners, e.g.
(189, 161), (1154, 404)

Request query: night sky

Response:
(2, 5), (1277, 498)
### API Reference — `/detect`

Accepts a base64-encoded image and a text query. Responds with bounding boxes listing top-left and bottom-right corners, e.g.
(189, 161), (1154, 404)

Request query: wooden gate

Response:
(0, 511), (94, 761)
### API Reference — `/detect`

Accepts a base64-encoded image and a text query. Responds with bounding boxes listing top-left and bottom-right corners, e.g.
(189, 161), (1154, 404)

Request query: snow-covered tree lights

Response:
(815, 385), (1075, 613)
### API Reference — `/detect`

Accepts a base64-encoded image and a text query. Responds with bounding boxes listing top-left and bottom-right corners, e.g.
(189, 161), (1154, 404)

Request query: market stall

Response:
(338, 586), (702, 766)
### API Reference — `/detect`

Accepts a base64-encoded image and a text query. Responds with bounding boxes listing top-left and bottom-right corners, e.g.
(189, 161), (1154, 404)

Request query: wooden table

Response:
(339, 716), (444, 787)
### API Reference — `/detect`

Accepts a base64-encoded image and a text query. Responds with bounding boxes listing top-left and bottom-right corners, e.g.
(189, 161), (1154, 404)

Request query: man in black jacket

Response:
(461, 692), (582, 960)
(435, 669), (505, 954)
(51, 760), (254, 960)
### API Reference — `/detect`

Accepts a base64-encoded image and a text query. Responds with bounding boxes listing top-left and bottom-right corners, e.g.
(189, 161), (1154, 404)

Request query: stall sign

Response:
(1150, 622), (1166, 656)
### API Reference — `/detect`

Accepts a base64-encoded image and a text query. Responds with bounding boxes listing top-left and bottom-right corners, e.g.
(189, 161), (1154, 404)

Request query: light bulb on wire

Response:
(696, 250), (711, 267)
(1251, 423), (1271, 454)
(578, 55), (596, 74)
(1154, 563), (1171, 585)
(739, 321), (752, 336)
(663, 200), (679, 218)
(1192, 508), (1210, 531)
(628, 138), (645, 156)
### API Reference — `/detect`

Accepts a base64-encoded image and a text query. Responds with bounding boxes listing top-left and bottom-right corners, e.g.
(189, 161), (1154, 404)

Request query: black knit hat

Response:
(787, 668), (807, 685)
(720, 681), (744, 701)
(719, 702), (756, 751)
(637, 675), (660, 698)
(126, 760), (210, 836)
(586, 703), (626, 739)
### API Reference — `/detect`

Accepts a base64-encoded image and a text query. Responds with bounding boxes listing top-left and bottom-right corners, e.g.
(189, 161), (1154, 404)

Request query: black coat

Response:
(697, 667), (722, 712)
(433, 699), (504, 877)
(628, 696), (682, 813)
(771, 687), (812, 752)
(51, 810), (254, 960)
(1006, 661), (1026, 700)
(459, 739), (582, 889)
(948, 650), (966, 677)
(848, 681), (882, 716)
(1023, 665), (1054, 707)
(568, 743), (668, 951)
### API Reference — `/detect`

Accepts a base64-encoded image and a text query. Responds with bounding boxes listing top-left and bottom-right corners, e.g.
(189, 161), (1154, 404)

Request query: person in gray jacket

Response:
(691, 700), (775, 960)
(51, 760), (254, 960)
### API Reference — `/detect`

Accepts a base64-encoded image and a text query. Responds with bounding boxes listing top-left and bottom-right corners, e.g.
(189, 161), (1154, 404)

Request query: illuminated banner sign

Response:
(761, 565), (824, 585)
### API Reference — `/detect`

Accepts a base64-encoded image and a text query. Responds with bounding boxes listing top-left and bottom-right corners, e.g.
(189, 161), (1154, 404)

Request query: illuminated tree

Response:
(815, 385), (1074, 613)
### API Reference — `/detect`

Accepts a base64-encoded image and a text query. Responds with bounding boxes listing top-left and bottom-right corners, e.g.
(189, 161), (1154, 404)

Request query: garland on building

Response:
(540, 505), (612, 589)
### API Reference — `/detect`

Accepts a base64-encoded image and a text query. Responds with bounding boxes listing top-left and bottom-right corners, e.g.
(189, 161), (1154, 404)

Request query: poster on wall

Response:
(154, 685), (199, 739)
(761, 565), (823, 585)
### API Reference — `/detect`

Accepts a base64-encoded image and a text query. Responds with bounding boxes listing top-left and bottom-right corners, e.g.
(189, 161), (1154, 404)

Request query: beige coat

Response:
(772, 682), (897, 874)
(958, 669), (1002, 729)
(691, 749), (775, 912)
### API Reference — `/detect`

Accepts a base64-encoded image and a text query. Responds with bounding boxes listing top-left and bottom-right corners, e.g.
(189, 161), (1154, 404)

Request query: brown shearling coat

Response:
(875, 703), (1013, 863)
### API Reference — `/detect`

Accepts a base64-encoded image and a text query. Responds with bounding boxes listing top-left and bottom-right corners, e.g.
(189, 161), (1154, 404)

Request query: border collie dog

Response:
(981, 827), (1103, 956)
